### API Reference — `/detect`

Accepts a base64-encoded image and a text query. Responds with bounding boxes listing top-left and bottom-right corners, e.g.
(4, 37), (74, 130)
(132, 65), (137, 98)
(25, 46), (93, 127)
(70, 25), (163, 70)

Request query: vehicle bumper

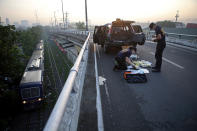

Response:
(104, 41), (138, 46)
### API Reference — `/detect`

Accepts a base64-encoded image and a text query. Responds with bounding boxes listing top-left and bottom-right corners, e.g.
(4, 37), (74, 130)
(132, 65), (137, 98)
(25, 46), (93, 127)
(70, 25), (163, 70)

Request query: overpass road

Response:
(95, 41), (197, 131)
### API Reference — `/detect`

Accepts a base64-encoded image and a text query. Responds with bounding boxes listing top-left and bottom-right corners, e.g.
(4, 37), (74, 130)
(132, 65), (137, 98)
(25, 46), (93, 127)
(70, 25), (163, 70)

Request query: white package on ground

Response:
(127, 66), (150, 74)
(139, 60), (152, 68)
(132, 60), (152, 68)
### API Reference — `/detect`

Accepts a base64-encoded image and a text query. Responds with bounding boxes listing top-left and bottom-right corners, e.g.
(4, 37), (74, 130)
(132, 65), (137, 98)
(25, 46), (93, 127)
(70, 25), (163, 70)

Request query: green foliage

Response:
(0, 25), (23, 129)
(76, 21), (86, 30)
(0, 25), (44, 90)
(156, 20), (176, 28)
(0, 25), (43, 83)
(0, 25), (43, 130)
(0, 25), (25, 81)
(17, 26), (43, 57)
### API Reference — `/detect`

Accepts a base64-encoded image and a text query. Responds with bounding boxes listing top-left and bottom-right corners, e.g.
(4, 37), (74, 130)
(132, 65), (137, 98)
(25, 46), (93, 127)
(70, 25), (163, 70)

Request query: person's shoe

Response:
(113, 66), (118, 71)
(152, 66), (157, 69)
(152, 68), (161, 72)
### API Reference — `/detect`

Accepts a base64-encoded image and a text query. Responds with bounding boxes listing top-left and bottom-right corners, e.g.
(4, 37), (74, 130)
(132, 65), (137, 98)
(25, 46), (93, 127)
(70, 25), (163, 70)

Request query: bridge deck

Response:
(94, 41), (197, 130)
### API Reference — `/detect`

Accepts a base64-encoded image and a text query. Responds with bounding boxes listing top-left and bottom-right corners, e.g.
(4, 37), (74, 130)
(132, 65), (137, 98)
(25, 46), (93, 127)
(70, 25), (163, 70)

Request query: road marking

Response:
(94, 44), (104, 131)
(99, 76), (111, 105)
(150, 52), (184, 69)
(103, 81), (110, 103)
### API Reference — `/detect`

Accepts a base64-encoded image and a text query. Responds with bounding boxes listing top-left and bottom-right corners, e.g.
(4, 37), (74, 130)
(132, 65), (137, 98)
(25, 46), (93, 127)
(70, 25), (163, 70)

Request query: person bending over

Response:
(113, 47), (137, 71)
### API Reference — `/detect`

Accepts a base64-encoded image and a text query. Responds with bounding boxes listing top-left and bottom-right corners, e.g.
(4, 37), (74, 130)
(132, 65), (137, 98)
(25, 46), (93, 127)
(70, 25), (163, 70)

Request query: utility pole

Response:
(51, 17), (54, 32)
(65, 12), (69, 29)
(54, 12), (58, 32)
(35, 10), (39, 25)
(0, 17), (2, 25)
(61, 0), (65, 29)
(0, 17), (3, 25)
(85, 0), (88, 31)
(175, 10), (179, 22)
(54, 12), (57, 27)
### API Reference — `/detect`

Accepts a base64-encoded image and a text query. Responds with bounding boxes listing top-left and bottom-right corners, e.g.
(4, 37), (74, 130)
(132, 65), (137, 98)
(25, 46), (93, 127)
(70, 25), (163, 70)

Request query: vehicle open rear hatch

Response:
(110, 19), (135, 42)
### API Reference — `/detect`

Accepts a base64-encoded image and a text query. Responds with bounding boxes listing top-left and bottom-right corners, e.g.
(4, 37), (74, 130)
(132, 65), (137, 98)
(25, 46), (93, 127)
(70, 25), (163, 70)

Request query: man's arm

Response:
(125, 57), (132, 65)
(153, 34), (162, 42)
(153, 27), (163, 42)
(125, 57), (137, 69)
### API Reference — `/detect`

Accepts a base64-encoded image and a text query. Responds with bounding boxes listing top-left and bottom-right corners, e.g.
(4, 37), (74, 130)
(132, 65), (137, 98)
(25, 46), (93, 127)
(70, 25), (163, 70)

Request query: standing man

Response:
(149, 23), (166, 72)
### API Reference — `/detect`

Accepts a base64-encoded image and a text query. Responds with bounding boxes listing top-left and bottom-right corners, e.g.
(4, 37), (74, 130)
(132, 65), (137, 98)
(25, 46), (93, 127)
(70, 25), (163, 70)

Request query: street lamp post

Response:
(61, 0), (65, 30)
(85, 0), (88, 31)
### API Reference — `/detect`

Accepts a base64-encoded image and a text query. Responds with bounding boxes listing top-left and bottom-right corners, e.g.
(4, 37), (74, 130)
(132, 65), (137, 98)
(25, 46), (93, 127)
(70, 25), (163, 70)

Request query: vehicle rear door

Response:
(111, 23), (133, 41)
(93, 26), (99, 43)
(111, 26), (126, 41)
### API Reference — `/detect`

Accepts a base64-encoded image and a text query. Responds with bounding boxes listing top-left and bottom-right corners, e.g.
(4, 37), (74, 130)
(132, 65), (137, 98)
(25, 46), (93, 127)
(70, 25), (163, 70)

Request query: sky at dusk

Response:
(0, 0), (197, 25)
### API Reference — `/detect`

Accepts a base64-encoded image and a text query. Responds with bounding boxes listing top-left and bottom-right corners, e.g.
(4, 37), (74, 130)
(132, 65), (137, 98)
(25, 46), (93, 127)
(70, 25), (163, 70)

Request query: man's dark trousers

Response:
(114, 56), (127, 70)
(155, 42), (166, 70)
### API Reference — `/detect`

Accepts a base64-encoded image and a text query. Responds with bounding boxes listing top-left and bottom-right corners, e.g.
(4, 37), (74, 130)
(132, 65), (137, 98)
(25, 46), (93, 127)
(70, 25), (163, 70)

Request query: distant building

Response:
(13, 22), (19, 28)
(21, 20), (29, 27)
(186, 23), (197, 28)
(32, 23), (40, 27)
(6, 18), (10, 25)
(175, 22), (185, 28)
(0, 17), (4, 25)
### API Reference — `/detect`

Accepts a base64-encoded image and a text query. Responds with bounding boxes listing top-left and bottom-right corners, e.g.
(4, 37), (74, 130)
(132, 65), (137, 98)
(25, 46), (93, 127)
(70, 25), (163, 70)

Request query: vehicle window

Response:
(100, 27), (105, 33)
(97, 27), (103, 34)
(124, 26), (130, 31)
(21, 87), (40, 99)
(132, 25), (142, 33)
(21, 88), (31, 99)
(31, 87), (40, 97)
(130, 25), (135, 33)
(112, 26), (124, 32)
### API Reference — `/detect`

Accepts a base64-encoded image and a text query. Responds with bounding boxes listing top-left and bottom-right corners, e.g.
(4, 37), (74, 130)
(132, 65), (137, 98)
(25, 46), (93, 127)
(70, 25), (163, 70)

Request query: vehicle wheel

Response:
(103, 44), (109, 53)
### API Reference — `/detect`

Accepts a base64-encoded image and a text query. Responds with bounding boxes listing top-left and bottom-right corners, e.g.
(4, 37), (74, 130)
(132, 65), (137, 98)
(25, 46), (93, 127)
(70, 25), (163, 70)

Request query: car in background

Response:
(93, 19), (146, 53)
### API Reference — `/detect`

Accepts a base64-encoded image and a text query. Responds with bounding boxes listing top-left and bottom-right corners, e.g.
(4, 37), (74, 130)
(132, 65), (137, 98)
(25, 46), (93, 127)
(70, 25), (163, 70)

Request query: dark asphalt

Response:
(96, 42), (197, 131)
(78, 42), (98, 131)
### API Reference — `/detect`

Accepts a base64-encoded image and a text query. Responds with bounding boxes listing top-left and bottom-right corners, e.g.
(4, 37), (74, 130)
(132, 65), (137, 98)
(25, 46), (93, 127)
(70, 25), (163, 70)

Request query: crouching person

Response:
(113, 47), (137, 71)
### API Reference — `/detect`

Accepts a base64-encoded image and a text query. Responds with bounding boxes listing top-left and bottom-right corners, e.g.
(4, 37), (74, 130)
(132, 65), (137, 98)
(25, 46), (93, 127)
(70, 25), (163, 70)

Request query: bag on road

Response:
(124, 71), (147, 83)
(123, 66), (148, 83)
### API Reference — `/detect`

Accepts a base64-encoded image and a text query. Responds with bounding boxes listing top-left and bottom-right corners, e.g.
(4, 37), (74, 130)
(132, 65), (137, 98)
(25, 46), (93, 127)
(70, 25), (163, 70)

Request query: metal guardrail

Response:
(165, 32), (197, 38)
(146, 31), (197, 48)
(44, 31), (90, 131)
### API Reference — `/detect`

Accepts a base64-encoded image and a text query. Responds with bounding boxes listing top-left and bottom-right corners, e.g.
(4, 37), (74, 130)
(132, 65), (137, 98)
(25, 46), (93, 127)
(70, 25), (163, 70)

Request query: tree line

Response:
(0, 25), (43, 129)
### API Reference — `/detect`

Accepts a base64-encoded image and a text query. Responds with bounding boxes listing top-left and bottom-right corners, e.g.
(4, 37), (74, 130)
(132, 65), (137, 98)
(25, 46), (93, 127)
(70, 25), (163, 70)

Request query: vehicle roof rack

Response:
(112, 18), (135, 26)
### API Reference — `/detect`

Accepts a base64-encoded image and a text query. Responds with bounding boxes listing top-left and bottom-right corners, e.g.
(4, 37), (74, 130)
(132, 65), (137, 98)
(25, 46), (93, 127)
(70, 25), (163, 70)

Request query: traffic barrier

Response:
(146, 31), (197, 48)
(44, 31), (90, 131)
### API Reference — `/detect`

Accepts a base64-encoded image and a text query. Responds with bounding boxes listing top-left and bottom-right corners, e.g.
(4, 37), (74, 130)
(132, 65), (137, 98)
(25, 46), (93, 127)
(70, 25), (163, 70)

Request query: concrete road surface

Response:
(95, 42), (197, 131)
